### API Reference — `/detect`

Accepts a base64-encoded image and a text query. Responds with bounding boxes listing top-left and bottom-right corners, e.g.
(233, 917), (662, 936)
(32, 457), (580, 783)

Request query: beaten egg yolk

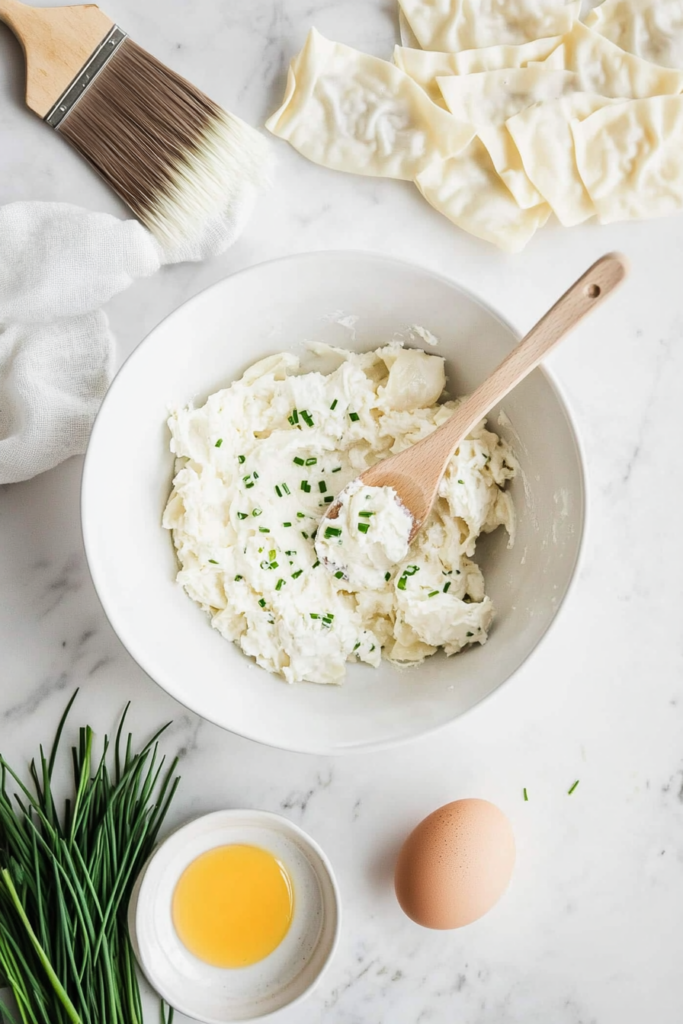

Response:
(172, 844), (294, 968)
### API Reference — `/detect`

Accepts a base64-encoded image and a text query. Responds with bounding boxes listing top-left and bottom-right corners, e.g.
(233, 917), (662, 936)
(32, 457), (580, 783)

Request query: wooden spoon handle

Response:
(436, 252), (628, 452)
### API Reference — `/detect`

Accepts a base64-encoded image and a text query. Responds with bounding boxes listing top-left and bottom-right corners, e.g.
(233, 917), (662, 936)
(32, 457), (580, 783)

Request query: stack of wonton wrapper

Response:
(267, 0), (683, 252)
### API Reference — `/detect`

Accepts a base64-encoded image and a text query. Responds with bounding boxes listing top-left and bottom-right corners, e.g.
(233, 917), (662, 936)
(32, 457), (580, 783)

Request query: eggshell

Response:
(394, 798), (515, 929)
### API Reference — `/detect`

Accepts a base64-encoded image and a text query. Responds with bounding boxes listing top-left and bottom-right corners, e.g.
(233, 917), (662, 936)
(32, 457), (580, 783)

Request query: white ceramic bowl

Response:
(128, 810), (340, 1023)
(82, 251), (584, 754)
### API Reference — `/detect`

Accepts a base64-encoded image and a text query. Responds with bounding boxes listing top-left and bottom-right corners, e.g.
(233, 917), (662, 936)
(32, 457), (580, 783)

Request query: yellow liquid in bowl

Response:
(172, 844), (294, 968)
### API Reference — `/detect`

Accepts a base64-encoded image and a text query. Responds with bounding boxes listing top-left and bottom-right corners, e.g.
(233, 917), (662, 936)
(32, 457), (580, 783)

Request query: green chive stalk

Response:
(0, 692), (180, 1024)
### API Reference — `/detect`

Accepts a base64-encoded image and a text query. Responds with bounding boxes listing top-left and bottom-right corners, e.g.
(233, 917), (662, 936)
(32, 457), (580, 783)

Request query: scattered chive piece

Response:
(458, 479), (464, 485)
(215, 438), (223, 448)
(311, 529), (317, 540)
(276, 579), (285, 591)
(442, 570), (453, 576)
(404, 565), (419, 576)
(324, 496), (334, 503)
(285, 550), (296, 556)
(300, 410), (314, 427)
(370, 644), (376, 652)
(428, 590), (439, 597)
(301, 480), (311, 493)
(282, 483), (290, 495)
(332, 466), (342, 473)
(568, 780), (580, 795)
(252, 508), (262, 517)
(238, 453), (245, 463)
(302, 531), (309, 539)
(283, 521), (292, 528)
(258, 598), (266, 608)
(275, 485), (282, 497)
(310, 613), (320, 619)
(358, 510), (374, 518)
(348, 411), (360, 422)
(292, 570), (303, 579)
(208, 559), (218, 565)
(235, 575), (243, 581)
(319, 481), (327, 493)
(293, 457), (305, 466)
(397, 576), (407, 590)
(353, 641), (360, 650)
(253, 471), (259, 480)
(245, 482), (255, 489)
(324, 613), (334, 621)
(297, 512), (306, 518)
(270, 561), (279, 570)
(237, 512), (248, 520)
(269, 549), (276, 560)
(334, 571), (344, 579)
(305, 457), (317, 466)
(260, 560), (269, 569)
(443, 581), (451, 593)
(385, 572), (391, 581)
(330, 399), (338, 410)
(466, 631), (473, 637)
(325, 526), (341, 538)
(259, 527), (270, 533)
(312, 560), (320, 568)
(357, 523), (370, 534)
(291, 409), (299, 424)
(523, 788), (528, 801)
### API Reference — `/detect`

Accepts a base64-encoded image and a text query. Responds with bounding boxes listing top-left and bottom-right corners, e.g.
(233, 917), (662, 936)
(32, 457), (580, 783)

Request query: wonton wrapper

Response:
(393, 37), (563, 105)
(507, 93), (618, 226)
(398, 0), (580, 53)
(478, 125), (544, 208)
(438, 67), (578, 125)
(540, 20), (683, 96)
(585, 0), (683, 70)
(415, 140), (551, 252)
(265, 29), (474, 180)
(572, 95), (683, 222)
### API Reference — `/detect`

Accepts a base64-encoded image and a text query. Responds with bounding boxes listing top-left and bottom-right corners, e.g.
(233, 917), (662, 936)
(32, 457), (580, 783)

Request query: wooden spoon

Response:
(322, 252), (627, 544)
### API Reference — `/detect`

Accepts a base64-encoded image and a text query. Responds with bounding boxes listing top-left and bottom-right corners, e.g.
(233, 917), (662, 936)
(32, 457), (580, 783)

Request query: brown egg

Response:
(394, 798), (515, 929)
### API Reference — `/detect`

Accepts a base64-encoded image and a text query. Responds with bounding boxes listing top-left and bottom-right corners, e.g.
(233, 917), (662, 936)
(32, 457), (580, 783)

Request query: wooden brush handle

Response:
(0, 0), (113, 117)
(430, 252), (628, 457)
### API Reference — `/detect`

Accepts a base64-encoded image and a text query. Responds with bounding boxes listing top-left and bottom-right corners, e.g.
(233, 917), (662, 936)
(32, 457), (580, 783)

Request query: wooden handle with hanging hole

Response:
(0, 0), (113, 117)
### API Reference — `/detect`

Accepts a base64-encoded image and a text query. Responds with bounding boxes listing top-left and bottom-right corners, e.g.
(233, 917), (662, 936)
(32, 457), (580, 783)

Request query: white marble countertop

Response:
(2, 2), (683, 1022)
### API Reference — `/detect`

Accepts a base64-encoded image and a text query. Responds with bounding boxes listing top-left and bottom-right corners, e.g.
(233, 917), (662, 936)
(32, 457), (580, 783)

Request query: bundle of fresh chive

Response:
(0, 693), (180, 1024)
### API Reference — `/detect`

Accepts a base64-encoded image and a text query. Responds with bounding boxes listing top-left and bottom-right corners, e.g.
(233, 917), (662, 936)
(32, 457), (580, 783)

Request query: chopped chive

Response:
(305, 457), (317, 466)
(260, 560), (270, 569)
(258, 599), (266, 608)
(324, 526), (341, 538)
(252, 508), (262, 517)
(332, 466), (342, 472)
(245, 481), (255, 489)
(353, 641), (360, 650)
(312, 560), (320, 568)
(285, 550), (296, 556)
(275, 485), (282, 497)
(324, 613), (334, 621)
(238, 453), (245, 463)
(276, 579), (285, 591)
(357, 523), (370, 534)
(208, 559), (218, 564)
(348, 411), (360, 422)
(235, 575), (243, 581)
(443, 582), (451, 593)
(301, 480), (311, 493)
(442, 570), (453, 575)
(311, 529), (317, 540)
(385, 572), (391, 581)
(397, 576), (407, 590)
(215, 438), (223, 448)
(293, 457), (305, 466)
(310, 613), (320, 619)
(259, 527), (270, 533)
(300, 410), (314, 427)
(568, 780), (580, 795)
(253, 471), (259, 479)
(319, 481), (327, 493)
(324, 495), (334, 504)
(282, 483), (290, 495)
(290, 409), (299, 424)
(523, 788), (528, 801)
(283, 521), (292, 528)
(458, 479), (464, 485)
(292, 569), (303, 579)
(297, 512), (306, 518)
(466, 631), (473, 637)
(270, 562), (279, 570)
(330, 399), (338, 410)
(269, 549), (276, 560)
(358, 510), (374, 518)
(302, 531), (309, 539)
(404, 565), (419, 576)
(370, 644), (376, 652)
(237, 512), (248, 520)
(428, 590), (439, 597)
(334, 571), (344, 579)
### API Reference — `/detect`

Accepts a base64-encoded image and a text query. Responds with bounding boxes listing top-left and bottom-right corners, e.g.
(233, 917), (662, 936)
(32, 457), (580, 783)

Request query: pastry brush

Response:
(0, 0), (271, 253)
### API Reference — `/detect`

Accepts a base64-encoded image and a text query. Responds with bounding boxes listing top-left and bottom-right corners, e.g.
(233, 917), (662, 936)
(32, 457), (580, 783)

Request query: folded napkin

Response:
(0, 199), (251, 485)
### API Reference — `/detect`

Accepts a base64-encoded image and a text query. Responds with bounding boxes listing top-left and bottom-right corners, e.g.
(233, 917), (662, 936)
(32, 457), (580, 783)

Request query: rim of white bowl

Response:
(82, 249), (586, 755)
(130, 809), (342, 1024)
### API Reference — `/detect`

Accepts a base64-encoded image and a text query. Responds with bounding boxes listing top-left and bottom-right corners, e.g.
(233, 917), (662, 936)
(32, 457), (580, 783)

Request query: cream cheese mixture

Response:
(163, 344), (516, 685)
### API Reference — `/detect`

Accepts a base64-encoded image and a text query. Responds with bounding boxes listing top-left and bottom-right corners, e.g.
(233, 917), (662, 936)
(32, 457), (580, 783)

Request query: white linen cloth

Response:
(0, 200), (247, 485)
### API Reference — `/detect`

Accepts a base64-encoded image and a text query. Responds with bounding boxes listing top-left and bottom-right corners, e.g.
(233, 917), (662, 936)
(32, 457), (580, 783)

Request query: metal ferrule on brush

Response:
(45, 26), (127, 128)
